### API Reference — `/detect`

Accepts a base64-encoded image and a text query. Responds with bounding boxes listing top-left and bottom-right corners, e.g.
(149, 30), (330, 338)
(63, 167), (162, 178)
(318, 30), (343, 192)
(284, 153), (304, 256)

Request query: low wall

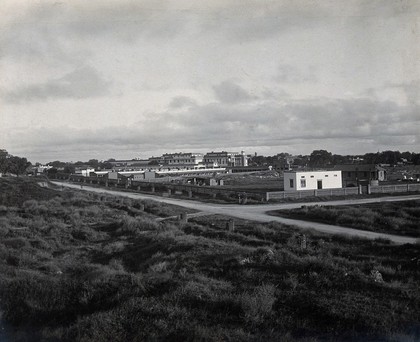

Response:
(266, 183), (420, 201)
(266, 187), (359, 201)
(370, 183), (420, 193)
(62, 174), (265, 201)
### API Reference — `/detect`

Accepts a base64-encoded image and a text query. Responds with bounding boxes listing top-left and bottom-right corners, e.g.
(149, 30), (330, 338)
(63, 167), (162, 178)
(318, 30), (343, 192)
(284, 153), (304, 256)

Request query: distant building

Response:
(31, 164), (53, 176)
(333, 164), (386, 187)
(203, 151), (248, 168)
(161, 152), (203, 167)
(75, 168), (95, 177)
(284, 170), (342, 191)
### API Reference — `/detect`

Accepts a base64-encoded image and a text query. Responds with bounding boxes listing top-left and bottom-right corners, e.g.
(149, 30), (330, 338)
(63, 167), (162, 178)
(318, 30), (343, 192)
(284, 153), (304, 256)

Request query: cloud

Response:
(169, 96), (197, 109)
(213, 80), (258, 104)
(386, 81), (420, 105)
(273, 64), (317, 84)
(7, 93), (419, 163)
(2, 66), (111, 103)
(0, 1), (188, 59)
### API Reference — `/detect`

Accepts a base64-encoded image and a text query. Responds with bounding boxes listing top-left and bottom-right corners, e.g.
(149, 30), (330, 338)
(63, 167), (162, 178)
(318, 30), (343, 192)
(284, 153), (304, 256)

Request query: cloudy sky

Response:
(1, 0), (419, 163)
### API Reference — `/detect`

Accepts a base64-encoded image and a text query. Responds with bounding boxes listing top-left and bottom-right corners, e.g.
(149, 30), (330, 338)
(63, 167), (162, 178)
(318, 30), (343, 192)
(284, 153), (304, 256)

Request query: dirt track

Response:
(52, 181), (420, 244)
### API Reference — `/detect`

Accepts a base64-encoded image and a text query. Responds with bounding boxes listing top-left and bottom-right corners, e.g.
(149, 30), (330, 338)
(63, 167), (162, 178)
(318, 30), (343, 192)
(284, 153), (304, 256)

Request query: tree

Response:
(63, 165), (75, 174)
(0, 149), (8, 174)
(48, 160), (67, 168)
(87, 159), (99, 169)
(7, 155), (31, 177)
(308, 150), (333, 167)
(47, 167), (58, 176)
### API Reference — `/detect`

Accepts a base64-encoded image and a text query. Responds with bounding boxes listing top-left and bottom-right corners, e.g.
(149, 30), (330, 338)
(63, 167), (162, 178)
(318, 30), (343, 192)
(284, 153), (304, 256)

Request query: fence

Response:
(370, 183), (420, 194)
(54, 173), (266, 201)
(266, 187), (359, 201)
(266, 183), (420, 201)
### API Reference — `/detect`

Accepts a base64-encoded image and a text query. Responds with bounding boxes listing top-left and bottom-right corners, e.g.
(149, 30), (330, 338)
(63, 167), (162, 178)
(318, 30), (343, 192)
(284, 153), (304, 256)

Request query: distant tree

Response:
(48, 160), (67, 168)
(293, 155), (309, 167)
(308, 150), (333, 167)
(99, 161), (113, 170)
(412, 153), (420, 165)
(332, 154), (351, 165)
(148, 160), (159, 166)
(63, 165), (75, 174)
(7, 155), (31, 177)
(363, 153), (378, 164)
(276, 153), (292, 159)
(47, 167), (58, 176)
(400, 151), (412, 162)
(0, 149), (9, 173)
(87, 159), (99, 168)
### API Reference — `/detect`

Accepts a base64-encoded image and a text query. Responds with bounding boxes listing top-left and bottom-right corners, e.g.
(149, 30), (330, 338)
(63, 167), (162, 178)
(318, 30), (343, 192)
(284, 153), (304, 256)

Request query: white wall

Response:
(284, 171), (342, 191)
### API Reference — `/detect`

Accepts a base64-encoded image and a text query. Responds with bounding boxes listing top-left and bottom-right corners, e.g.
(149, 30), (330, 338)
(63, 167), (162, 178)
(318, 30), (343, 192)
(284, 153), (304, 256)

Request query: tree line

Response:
(0, 149), (32, 177)
(249, 150), (420, 168)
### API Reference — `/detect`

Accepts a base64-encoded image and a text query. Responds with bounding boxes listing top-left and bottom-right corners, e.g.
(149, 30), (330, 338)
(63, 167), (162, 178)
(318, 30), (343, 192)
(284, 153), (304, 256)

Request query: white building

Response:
(284, 170), (342, 191)
(203, 151), (248, 168)
(75, 168), (95, 177)
(161, 152), (203, 166)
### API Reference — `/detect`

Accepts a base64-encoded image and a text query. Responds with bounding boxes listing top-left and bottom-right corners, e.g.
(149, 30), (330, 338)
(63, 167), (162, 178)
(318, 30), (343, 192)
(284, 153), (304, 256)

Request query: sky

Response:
(1, 0), (419, 163)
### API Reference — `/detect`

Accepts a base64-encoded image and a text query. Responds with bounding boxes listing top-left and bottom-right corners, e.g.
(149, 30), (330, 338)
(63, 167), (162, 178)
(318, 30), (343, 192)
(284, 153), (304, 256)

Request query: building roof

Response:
(284, 170), (340, 174)
(333, 164), (385, 172)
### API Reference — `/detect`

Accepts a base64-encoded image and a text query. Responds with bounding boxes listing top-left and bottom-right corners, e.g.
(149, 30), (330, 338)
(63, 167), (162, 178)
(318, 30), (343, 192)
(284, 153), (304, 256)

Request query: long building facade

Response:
(203, 151), (248, 168)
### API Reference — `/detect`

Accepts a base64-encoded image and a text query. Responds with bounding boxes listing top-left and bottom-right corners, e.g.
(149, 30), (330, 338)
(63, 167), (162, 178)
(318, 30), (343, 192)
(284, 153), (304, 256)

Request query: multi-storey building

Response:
(203, 151), (248, 168)
(161, 153), (203, 166)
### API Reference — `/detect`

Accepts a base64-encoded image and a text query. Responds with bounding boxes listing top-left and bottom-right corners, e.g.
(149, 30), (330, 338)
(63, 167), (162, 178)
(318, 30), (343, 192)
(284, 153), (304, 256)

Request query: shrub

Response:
(149, 261), (169, 273)
(240, 284), (276, 324)
(118, 216), (159, 235)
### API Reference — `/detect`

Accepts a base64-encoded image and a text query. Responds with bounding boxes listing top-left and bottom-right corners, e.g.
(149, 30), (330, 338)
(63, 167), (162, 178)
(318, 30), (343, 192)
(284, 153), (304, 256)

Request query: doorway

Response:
(317, 180), (323, 189)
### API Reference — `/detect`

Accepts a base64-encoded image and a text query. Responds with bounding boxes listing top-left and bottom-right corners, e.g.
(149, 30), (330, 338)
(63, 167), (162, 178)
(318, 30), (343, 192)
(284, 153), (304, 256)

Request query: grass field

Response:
(270, 201), (420, 238)
(1, 177), (420, 342)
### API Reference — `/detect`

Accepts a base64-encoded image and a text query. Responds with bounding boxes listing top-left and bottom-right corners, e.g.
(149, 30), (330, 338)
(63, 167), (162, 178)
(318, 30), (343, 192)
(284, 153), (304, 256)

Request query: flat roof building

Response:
(284, 170), (342, 191)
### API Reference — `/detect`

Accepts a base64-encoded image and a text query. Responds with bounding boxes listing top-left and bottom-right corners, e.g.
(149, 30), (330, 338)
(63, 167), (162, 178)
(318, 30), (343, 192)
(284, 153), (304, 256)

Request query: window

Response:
(348, 172), (351, 177)
(301, 176), (305, 178)
(290, 179), (294, 188)
(300, 179), (306, 188)
(325, 175), (328, 177)
(310, 175), (314, 178)
(334, 174), (337, 177)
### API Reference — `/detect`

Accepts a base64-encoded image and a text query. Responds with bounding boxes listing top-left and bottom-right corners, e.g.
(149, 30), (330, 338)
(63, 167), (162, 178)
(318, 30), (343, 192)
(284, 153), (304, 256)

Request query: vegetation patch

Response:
(0, 178), (419, 342)
(270, 200), (420, 237)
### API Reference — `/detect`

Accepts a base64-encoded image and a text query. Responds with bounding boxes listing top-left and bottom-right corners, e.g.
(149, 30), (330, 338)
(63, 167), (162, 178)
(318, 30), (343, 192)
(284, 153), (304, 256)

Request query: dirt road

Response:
(52, 181), (420, 244)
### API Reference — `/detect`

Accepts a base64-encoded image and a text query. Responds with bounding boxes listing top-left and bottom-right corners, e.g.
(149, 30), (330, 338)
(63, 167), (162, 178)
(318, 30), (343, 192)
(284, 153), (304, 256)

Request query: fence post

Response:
(314, 190), (317, 197)
(266, 192), (270, 202)
(179, 212), (188, 223)
(367, 184), (371, 195)
(226, 219), (235, 232)
(358, 185), (362, 195)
